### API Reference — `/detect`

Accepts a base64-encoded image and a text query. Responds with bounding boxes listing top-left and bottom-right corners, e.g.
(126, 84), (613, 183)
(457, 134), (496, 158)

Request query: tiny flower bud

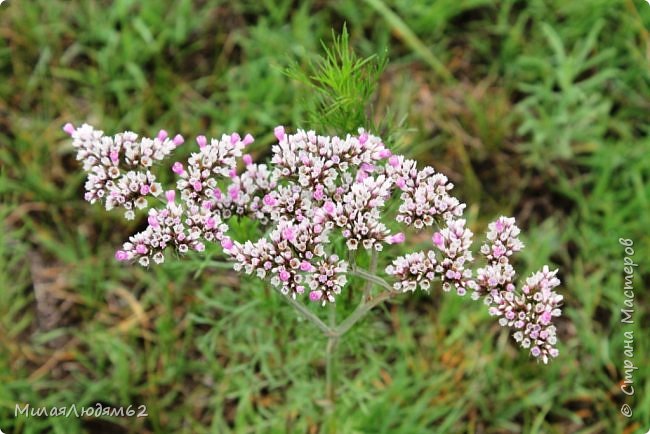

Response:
(221, 237), (234, 250)
(388, 155), (400, 167)
(323, 201), (335, 215)
(378, 148), (392, 158)
(140, 184), (150, 195)
(309, 290), (322, 301)
(279, 270), (290, 282)
(396, 177), (407, 190)
(173, 134), (184, 146)
(192, 181), (203, 191)
(229, 168), (237, 178)
(196, 135), (207, 149)
(356, 170), (369, 182)
(172, 162), (184, 174)
(242, 133), (254, 146)
(282, 227), (295, 241)
(115, 250), (128, 261)
(230, 133), (241, 144)
(109, 151), (119, 163)
(243, 154), (253, 165)
(388, 232), (406, 244)
(194, 242), (206, 252)
(157, 130), (168, 141)
(263, 194), (277, 206)
(300, 261), (313, 272)
(274, 125), (285, 142)
(359, 132), (368, 145)
(135, 244), (147, 254)
(147, 215), (159, 227)
(63, 123), (75, 135)
(165, 190), (176, 203)
(432, 232), (443, 246)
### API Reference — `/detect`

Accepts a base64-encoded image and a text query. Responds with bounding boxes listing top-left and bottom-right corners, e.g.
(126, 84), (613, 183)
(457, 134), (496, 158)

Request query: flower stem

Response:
(275, 288), (335, 336)
(272, 268), (398, 414)
(325, 303), (338, 409)
(363, 251), (378, 301)
(334, 289), (397, 336)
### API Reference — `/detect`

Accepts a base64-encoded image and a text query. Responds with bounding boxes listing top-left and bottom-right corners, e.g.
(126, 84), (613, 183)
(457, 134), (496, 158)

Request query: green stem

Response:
(275, 288), (335, 336)
(363, 251), (378, 301)
(334, 289), (397, 336)
(348, 268), (394, 292)
(325, 303), (338, 408)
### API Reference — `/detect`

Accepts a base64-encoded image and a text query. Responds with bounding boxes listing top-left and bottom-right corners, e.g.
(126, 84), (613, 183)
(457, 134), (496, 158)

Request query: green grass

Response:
(1, 0), (650, 433)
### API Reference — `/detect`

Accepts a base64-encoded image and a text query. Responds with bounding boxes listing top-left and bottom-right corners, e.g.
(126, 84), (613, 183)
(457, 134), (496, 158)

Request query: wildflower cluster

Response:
(65, 122), (562, 362)
(386, 215), (562, 363)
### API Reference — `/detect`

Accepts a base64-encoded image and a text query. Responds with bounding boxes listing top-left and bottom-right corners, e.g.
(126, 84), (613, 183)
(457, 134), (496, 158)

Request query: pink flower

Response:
(115, 250), (128, 261)
(432, 232), (443, 246)
(165, 190), (176, 203)
(136, 244), (147, 254)
(279, 270), (291, 281)
(274, 125), (285, 142)
(228, 185), (240, 200)
(358, 132), (368, 145)
(140, 184), (150, 195)
(282, 227), (295, 241)
(109, 151), (119, 163)
(196, 135), (207, 149)
(242, 133), (254, 146)
(388, 232), (406, 244)
(221, 238), (234, 250)
(263, 194), (277, 207)
(388, 155), (400, 167)
(157, 130), (168, 141)
(173, 134), (184, 146)
(230, 133), (241, 144)
(243, 154), (253, 166)
(63, 123), (75, 135)
(172, 162), (184, 174)
(356, 170), (369, 182)
(300, 261), (313, 272)
(147, 215), (159, 227)
(309, 290), (323, 301)
(323, 201), (335, 215)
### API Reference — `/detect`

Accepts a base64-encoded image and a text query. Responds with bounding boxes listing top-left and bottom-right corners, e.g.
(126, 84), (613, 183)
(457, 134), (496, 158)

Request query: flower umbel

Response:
(66, 123), (563, 363)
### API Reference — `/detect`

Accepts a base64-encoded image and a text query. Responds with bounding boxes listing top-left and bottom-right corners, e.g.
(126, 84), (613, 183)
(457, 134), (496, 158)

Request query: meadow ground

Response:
(1, 1), (649, 433)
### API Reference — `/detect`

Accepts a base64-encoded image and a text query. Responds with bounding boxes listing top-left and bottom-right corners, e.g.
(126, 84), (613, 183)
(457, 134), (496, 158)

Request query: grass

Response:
(1, 0), (650, 433)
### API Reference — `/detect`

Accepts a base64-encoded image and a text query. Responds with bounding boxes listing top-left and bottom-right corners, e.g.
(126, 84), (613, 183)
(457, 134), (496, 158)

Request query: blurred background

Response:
(1, 0), (649, 433)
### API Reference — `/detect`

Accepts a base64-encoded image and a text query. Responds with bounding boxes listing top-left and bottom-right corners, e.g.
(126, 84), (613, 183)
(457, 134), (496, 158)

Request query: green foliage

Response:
(285, 24), (387, 134)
